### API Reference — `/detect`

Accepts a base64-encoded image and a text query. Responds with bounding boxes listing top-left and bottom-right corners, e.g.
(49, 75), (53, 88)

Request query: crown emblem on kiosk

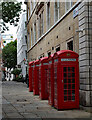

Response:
(67, 53), (71, 56)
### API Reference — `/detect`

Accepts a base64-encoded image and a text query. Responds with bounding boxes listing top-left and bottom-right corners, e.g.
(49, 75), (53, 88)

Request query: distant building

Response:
(17, 12), (27, 79)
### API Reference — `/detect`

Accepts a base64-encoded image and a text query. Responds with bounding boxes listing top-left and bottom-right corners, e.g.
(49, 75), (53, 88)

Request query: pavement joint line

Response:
(2, 109), (8, 118)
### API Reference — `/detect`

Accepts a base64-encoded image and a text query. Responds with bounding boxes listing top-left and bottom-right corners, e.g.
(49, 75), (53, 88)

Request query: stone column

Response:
(78, 1), (92, 112)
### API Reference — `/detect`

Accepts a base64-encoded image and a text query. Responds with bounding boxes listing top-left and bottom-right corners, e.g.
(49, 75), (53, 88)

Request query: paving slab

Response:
(2, 81), (91, 119)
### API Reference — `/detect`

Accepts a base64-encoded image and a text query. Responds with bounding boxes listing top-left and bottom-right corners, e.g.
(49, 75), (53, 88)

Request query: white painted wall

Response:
(17, 12), (27, 78)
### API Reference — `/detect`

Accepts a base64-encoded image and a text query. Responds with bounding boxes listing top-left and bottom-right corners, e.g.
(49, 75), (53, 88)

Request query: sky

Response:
(4, 0), (26, 40)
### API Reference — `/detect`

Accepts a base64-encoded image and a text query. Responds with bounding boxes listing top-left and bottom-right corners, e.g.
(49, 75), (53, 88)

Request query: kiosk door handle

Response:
(62, 80), (63, 83)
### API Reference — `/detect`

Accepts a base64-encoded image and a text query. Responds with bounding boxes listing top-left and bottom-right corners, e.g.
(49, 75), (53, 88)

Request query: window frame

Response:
(54, 0), (60, 23)
(67, 40), (73, 51)
(30, 28), (33, 48)
(65, 0), (73, 12)
(47, 2), (50, 30)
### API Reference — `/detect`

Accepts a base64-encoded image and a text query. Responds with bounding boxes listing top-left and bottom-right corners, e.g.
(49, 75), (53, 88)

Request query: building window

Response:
(56, 46), (60, 52)
(33, 22), (36, 44)
(67, 41), (73, 51)
(27, 33), (30, 49)
(28, 7), (30, 20)
(38, 11), (44, 38)
(54, 0), (60, 22)
(41, 11), (44, 35)
(47, 2), (50, 30)
(65, 0), (73, 12)
(39, 14), (41, 37)
(30, 0), (33, 15)
(31, 28), (33, 47)
(25, 50), (27, 59)
(25, 22), (27, 28)
(48, 51), (51, 57)
(33, 0), (36, 9)
(25, 35), (27, 44)
(40, 53), (44, 58)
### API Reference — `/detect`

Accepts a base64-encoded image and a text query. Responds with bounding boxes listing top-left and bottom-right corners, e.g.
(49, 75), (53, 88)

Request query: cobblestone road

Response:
(2, 81), (91, 119)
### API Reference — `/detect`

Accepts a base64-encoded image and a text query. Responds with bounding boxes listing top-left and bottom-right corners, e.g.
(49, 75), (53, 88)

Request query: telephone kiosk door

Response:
(33, 60), (40, 95)
(39, 57), (48, 100)
(29, 61), (34, 92)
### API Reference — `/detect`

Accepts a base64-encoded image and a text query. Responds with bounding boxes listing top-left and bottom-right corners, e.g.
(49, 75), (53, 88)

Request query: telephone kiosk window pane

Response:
(72, 90), (75, 95)
(72, 79), (75, 83)
(64, 73), (67, 77)
(68, 96), (71, 100)
(72, 67), (75, 72)
(72, 84), (75, 89)
(64, 84), (67, 89)
(68, 79), (71, 83)
(64, 96), (67, 101)
(72, 96), (75, 101)
(68, 90), (71, 95)
(68, 67), (71, 72)
(64, 67), (67, 72)
(64, 90), (67, 95)
(64, 79), (67, 83)
(68, 84), (71, 89)
(68, 73), (71, 78)
(72, 73), (75, 77)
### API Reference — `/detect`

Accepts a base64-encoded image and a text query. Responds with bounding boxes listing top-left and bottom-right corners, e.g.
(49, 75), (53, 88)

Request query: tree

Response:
(2, 40), (17, 69)
(1, 2), (22, 33)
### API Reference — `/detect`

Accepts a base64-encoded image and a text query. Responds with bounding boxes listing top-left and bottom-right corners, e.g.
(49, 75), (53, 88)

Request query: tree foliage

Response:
(2, 40), (17, 69)
(1, 2), (22, 32)
(11, 68), (22, 75)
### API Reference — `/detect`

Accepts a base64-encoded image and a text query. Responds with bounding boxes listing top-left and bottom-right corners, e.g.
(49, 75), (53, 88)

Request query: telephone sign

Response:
(61, 59), (76, 61)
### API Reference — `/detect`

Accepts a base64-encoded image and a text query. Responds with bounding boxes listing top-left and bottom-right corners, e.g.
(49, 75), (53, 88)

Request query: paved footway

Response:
(2, 81), (91, 119)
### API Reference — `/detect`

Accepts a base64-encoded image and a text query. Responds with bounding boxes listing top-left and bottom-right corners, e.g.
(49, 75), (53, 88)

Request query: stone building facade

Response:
(25, 0), (92, 112)
(78, 1), (92, 112)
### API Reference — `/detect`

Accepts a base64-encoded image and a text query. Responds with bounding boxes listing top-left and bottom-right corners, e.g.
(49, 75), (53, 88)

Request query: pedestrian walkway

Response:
(2, 81), (91, 119)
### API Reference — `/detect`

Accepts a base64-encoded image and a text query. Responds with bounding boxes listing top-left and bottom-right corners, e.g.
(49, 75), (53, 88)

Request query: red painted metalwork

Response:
(39, 57), (48, 100)
(33, 59), (40, 95)
(48, 53), (54, 106)
(53, 50), (79, 110)
(29, 61), (34, 92)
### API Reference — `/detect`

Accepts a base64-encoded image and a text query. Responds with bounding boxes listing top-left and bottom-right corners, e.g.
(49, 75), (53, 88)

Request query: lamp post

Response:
(24, 58), (29, 87)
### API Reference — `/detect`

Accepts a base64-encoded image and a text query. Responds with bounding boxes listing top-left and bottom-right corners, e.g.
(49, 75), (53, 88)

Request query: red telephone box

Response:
(48, 54), (54, 106)
(33, 59), (39, 95)
(29, 61), (34, 92)
(39, 57), (48, 100)
(53, 50), (79, 110)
